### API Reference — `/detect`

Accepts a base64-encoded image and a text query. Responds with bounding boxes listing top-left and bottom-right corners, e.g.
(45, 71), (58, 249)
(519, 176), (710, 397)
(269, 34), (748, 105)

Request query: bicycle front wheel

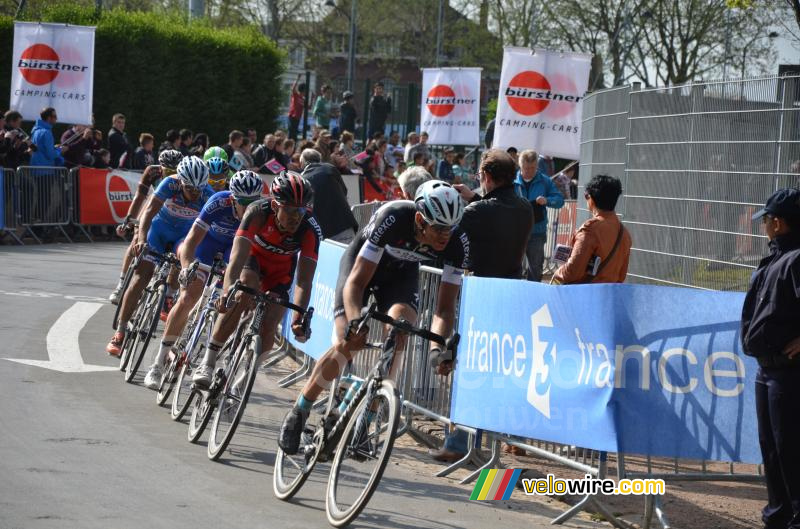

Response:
(118, 288), (150, 372)
(207, 335), (260, 461)
(125, 285), (164, 383)
(326, 380), (401, 528)
(170, 314), (212, 421)
(112, 263), (135, 330)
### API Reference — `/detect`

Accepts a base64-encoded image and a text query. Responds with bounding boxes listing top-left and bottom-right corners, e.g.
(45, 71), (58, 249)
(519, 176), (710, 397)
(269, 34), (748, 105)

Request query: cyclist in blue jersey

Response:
(107, 156), (212, 356)
(142, 171), (263, 388)
(206, 155), (230, 193)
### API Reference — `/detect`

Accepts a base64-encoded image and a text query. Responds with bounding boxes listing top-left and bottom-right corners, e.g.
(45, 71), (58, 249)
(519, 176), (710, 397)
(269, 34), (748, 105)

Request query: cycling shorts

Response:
(145, 216), (188, 263)
(193, 236), (231, 283)
(333, 239), (419, 320)
(243, 254), (292, 299)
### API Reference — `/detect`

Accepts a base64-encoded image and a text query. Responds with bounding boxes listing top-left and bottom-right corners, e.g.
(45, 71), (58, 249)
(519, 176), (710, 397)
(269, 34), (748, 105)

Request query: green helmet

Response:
(203, 146), (228, 162)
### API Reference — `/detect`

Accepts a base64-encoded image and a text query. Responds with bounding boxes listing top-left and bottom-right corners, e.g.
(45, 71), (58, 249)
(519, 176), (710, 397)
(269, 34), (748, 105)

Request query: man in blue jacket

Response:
(514, 149), (563, 281)
(30, 107), (66, 167)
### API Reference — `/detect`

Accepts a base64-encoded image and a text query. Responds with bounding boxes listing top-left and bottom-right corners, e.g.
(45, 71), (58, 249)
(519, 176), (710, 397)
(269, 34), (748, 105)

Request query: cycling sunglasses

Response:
(207, 175), (228, 188)
(425, 221), (456, 235)
(277, 203), (308, 217)
(162, 166), (177, 176)
(236, 197), (260, 206)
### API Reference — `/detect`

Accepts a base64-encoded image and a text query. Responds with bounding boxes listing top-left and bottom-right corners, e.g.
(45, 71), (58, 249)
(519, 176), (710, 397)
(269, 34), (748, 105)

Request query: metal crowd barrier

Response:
(0, 167), (23, 244)
(350, 201), (383, 229)
(543, 199), (578, 273)
(10, 166), (74, 244)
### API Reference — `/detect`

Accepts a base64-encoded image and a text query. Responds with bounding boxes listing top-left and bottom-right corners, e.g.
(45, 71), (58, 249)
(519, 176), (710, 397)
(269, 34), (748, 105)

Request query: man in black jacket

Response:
(742, 188), (800, 529)
(108, 113), (130, 168)
(428, 149), (534, 462)
(339, 91), (357, 135)
(367, 82), (392, 139)
(300, 148), (358, 243)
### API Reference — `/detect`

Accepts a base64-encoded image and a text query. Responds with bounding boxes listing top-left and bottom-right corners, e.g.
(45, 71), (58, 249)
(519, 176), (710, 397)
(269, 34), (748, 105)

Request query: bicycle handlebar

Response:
(225, 280), (310, 316)
(357, 303), (460, 355)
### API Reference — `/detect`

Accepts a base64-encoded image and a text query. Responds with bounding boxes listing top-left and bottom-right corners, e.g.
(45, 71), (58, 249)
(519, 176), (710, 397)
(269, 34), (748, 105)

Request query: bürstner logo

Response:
(18, 44), (89, 86)
(505, 71), (583, 116)
(425, 84), (476, 117)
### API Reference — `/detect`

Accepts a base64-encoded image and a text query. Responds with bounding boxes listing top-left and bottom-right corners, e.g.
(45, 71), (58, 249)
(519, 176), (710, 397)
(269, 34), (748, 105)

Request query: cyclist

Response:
(109, 149), (183, 304)
(203, 146), (228, 163)
(106, 156), (213, 356)
(192, 171), (320, 387)
(142, 170), (264, 389)
(277, 180), (470, 455)
(205, 156), (230, 192)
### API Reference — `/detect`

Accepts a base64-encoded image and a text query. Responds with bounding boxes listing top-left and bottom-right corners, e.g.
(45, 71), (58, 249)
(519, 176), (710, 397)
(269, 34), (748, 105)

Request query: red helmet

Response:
(271, 170), (313, 208)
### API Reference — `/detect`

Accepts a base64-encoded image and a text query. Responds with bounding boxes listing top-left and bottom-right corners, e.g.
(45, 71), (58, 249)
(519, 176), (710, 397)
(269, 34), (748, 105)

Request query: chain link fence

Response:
(580, 76), (800, 291)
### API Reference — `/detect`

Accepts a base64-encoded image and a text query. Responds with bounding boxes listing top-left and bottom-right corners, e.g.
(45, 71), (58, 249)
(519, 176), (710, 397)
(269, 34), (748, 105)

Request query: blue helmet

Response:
(205, 156), (229, 176)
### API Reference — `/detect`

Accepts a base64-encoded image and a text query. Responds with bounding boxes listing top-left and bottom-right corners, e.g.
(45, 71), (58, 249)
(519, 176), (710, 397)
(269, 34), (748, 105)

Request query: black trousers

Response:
(288, 117), (300, 141)
(756, 366), (800, 529)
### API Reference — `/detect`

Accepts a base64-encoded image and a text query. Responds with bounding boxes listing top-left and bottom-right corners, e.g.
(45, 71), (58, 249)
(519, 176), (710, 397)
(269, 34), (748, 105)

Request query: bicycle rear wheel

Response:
(206, 335), (260, 461)
(156, 344), (181, 406)
(125, 285), (164, 383)
(118, 289), (149, 372)
(187, 391), (214, 443)
(112, 263), (135, 330)
(326, 380), (400, 528)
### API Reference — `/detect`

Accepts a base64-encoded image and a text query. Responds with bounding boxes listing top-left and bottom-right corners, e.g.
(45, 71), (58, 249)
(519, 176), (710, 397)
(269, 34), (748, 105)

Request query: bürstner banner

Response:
(10, 22), (95, 125)
(420, 68), (481, 146)
(493, 48), (591, 159)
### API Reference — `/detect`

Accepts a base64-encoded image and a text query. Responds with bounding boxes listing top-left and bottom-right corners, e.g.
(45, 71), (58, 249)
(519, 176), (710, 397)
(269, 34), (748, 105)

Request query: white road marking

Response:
(6, 302), (117, 373)
(0, 288), (107, 303)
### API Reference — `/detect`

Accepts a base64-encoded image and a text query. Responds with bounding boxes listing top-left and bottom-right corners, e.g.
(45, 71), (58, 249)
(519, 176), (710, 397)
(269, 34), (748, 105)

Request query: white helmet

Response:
(414, 179), (464, 226)
(228, 151), (247, 172)
(176, 156), (209, 188)
(229, 170), (263, 200)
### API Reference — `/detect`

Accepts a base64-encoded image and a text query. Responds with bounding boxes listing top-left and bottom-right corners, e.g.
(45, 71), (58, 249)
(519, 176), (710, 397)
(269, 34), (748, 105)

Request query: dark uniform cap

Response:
(752, 188), (800, 222)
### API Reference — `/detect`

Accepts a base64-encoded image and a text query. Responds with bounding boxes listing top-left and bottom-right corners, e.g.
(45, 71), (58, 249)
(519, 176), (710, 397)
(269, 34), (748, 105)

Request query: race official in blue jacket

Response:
(513, 149), (563, 281)
(30, 107), (66, 167)
(742, 188), (800, 529)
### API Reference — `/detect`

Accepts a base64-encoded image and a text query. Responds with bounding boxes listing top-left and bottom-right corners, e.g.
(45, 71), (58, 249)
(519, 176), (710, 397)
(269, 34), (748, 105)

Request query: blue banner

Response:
(283, 240), (346, 360)
(450, 278), (760, 464)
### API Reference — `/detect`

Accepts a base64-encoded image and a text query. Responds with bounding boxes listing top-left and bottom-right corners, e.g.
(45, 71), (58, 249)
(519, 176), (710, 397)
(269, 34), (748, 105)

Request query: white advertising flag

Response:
(420, 68), (481, 146)
(10, 22), (95, 125)
(494, 48), (591, 159)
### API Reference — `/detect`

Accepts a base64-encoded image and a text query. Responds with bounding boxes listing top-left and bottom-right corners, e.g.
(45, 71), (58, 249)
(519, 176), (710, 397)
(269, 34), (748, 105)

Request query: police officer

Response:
(742, 188), (800, 529)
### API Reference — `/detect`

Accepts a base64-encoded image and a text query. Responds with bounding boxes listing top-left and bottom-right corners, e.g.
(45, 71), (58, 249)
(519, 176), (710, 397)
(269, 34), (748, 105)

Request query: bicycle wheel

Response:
(125, 284), (164, 383)
(170, 313), (212, 421)
(112, 263), (135, 330)
(156, 344), (181, 406)
(273, 400), (331, 501)
(118, 289), (149, 372)
(326, 380), (401, 528)
(187, 390), (214, 443)
(207, 335), (260, 461)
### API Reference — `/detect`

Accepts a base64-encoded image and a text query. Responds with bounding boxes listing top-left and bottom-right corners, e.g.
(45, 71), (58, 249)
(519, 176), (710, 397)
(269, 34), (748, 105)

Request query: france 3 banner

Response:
(283, 240), (346, 360)
(78, 167), (140, 224)
(10, 22), (95, 125)
(450, 277), (761, 463)
(420, 68), (481, 146)
(493, 47), (591, 159)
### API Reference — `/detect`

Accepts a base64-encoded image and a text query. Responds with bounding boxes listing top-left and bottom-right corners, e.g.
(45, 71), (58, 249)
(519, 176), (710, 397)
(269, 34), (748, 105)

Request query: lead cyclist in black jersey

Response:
(278, 179), (470, 454)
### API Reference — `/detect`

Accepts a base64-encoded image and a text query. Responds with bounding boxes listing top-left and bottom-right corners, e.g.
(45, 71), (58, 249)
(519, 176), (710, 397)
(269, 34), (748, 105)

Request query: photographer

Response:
(2, 111), (31, 169)
(553, 174), (631, 284)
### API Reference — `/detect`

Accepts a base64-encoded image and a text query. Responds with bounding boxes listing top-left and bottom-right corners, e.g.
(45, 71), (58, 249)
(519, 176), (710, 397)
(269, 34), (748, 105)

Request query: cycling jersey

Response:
(193, 190), (240, 268)
(153, 176), (214, 232)
(236, 199), (322, 292)
(333, 200), (471, 319)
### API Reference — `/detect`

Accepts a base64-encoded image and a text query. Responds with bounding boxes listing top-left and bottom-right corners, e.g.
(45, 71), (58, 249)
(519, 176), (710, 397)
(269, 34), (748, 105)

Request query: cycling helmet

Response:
(203, 146), (228, 162)
(158, 149), (183, 170)
(270, 170), (313, 207)
(229, 170), (263, 200)
(228, 151), (247, 172)
(414, 180), (464, 226)
(205, 156), (229, 175)
(176, 155), (209, 188)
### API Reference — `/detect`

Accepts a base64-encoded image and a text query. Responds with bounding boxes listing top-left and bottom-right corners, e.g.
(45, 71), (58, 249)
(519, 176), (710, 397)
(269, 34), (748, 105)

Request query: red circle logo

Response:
(20, 44), (60, 85)
(506, 71), (551, 116)
(426, 85), (456, 117)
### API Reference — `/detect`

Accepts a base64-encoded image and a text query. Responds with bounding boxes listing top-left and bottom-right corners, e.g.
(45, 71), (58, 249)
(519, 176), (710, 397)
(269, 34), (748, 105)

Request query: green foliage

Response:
(485, 98), (497, 122)
(0, 4), (285, 147)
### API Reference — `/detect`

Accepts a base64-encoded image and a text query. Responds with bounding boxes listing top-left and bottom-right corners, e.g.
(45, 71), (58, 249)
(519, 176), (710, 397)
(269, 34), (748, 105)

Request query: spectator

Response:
(368, 81), (392, 138)
(403, 132), (419, 163)
(252, 134), (278, 172)
(338, 131), (356, 170)
(409, 151), (425, 168)
(432, 149), (534, 462)
(222, 130), (244, 160)
(30, 107), (65, 167)
(314, 130), (333, 163)
(514, 149), (564, 282)
(396, 165), (432, 199)
(93, 148), (111, 169)
(108, 113), (130, 168)
(506, 146), (518, 160)
(741, 188), (800, 529)
(339, 91), (357, 135)
(2, 111), (31, 168)
(539, 154), (555, 177)
(484, 118), (495, 148)
(178, 128), (193, 156)
(158, 129), (180, 155)
(60, 124), (97, 168)
(288, 74), (306, 140)
(273, 137), (291, 169)
(300, 148), (358, 242)
(384, 130), (401, 171)
(132, 133), (156, 170)
(552, 164), (573, 199)
(245, 128), (257, 145)
(312, 84), (334, 131)
(189, 133), (208, 157)
(437, 147), (455, 183)
(274, 129), (287, 144)
(283, 139), (296, 165)
(553, 174), (631, 284)
(452, 152), (478, 189)
(237, 137), (255, 169)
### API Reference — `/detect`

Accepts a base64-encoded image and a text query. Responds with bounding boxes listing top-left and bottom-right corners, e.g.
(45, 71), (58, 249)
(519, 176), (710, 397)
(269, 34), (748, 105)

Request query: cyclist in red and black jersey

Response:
(192, 172), (321, 386)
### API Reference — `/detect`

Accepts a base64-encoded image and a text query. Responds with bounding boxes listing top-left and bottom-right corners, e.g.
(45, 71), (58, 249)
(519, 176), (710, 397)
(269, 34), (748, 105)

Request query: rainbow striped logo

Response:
(469, 469), (522, 501)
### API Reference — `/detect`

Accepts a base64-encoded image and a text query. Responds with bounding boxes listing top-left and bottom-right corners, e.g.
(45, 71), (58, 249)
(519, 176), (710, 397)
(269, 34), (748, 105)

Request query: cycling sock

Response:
(116, 319), (128, 334)
(116, 273), (125, 287)
(201, 340), (223, 367)
(153, 340), (174, 367)
(296, 394), (314, 413)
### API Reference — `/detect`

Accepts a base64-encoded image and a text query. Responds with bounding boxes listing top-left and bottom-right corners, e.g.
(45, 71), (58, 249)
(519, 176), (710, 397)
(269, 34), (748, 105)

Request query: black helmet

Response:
(270, 170), (313, 208)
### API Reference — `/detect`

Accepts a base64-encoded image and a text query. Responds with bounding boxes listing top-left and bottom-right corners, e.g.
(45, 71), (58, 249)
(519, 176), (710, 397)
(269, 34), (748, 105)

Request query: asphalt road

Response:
(0, 242), (596, 529)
